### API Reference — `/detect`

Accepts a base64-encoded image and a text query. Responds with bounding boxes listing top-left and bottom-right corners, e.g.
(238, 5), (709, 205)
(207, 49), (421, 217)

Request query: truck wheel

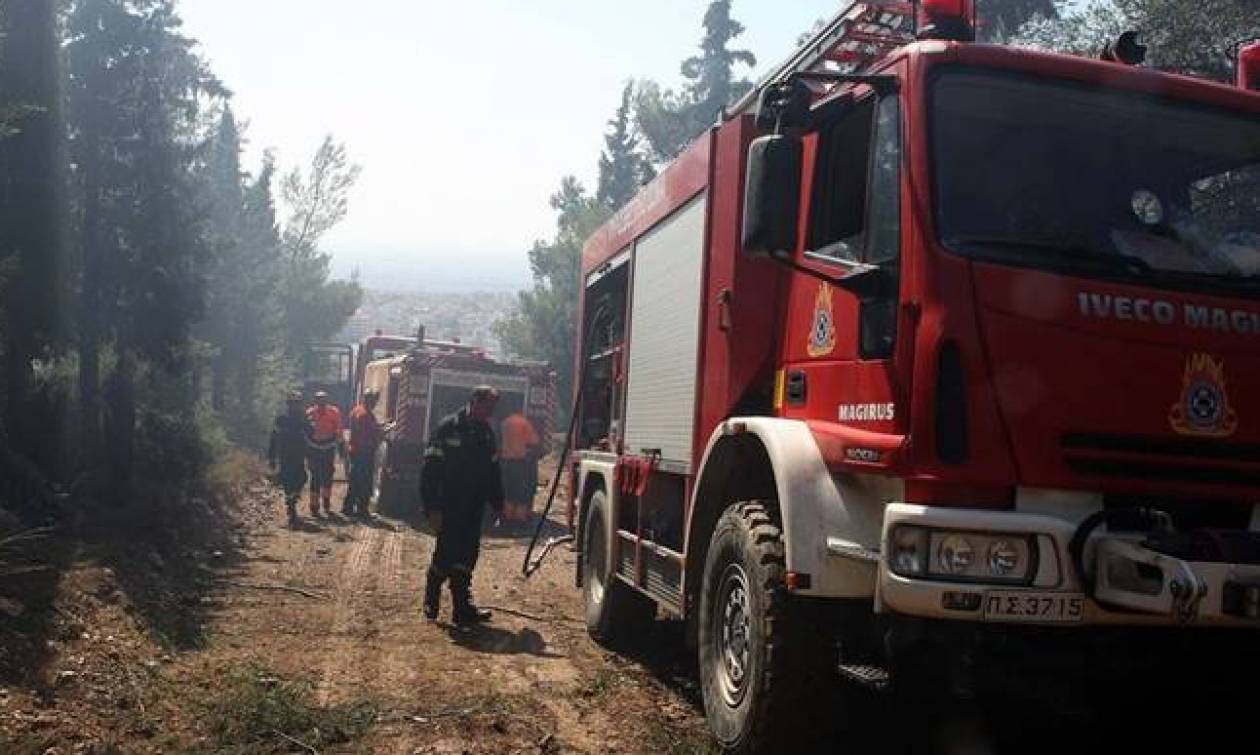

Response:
(699, 501), (809, 754)
(583, 489), (655, 643)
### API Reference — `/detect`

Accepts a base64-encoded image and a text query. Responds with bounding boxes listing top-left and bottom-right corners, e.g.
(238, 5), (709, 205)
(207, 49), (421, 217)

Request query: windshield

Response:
(932, 69), (1260, 294)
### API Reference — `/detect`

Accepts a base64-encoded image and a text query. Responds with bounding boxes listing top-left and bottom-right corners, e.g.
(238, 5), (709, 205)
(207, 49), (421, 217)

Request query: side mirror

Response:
(742, 134), (802, 259)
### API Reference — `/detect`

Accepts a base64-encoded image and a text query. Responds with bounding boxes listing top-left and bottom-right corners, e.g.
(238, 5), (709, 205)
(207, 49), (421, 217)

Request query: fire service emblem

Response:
(1169, 353), (1238, 438)
(807, 283), (836, 358)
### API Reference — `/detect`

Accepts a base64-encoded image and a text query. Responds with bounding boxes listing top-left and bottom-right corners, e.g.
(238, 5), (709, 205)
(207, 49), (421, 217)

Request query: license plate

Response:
(983, 591), (1085, 623)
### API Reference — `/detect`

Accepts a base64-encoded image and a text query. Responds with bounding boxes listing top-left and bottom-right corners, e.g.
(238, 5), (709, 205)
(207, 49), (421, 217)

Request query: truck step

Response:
(837, 662), (891, 691)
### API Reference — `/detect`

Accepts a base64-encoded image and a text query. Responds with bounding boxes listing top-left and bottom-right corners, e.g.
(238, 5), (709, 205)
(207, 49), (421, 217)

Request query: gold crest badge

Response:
(807, 283), (836, 358)
(1169, 353), (1238, 438)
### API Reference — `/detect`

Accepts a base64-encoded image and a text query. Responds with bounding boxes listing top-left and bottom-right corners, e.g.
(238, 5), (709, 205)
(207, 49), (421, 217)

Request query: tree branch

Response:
(223, 581), (330, 600)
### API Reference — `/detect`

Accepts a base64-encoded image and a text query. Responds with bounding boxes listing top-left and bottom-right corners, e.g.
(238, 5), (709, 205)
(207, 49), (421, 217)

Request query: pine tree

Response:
(495, 178), (610, 414)
(202, 108), (246, 414)
(230, 154), (286, 443)
(278, 137), (364, 358)
(680, 0), (756, 134)
(597, 83), (656, 212)
(65, 0), (223, 481)
(979, 0), (1058, 41)
(636, 0), (757, 163)
(1014, 0), (1260, 83)
(0, 0), (66, 473)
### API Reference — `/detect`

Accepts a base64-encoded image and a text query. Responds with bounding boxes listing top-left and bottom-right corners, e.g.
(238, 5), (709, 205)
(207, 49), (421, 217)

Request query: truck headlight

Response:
(889, 526), (928, 577)
(926, 531), (1033, 583)
(987, 539), (1021, 577)
(936, 535), (975, 575)
(885, 528), (1036, 585)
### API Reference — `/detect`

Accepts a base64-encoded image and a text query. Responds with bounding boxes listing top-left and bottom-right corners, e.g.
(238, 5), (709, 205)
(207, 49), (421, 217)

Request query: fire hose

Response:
(521, 301), (612, 579)
(520, 382), (580, 578)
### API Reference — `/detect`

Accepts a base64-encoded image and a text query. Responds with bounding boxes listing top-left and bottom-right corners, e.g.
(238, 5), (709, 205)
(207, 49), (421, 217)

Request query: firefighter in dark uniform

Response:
(420, 385), (504, 626)
(268, 391), (311, 527)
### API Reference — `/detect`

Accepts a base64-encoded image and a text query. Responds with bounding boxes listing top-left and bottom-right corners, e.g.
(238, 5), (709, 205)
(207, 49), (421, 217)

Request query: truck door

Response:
(779, 80), (905, 433)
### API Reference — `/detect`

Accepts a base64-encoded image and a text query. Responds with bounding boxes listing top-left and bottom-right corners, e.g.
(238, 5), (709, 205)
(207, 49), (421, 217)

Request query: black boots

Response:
(453, 605), (492, 626)
(425, 566), (491, 626)
(450, 571), (491, 627)
(423, 571), (442, 621)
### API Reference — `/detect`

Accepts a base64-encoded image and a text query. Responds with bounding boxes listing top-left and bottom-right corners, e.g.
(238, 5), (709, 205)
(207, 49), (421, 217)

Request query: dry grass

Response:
(194, 665), (379, 754)
(0, 525), (53, 577)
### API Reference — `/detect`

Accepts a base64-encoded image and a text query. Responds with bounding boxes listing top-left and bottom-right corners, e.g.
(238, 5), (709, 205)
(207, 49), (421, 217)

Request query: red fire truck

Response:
(361, 341), (554, 515)
(352, 329), (486, 403)
(568, 1), (1260, 750)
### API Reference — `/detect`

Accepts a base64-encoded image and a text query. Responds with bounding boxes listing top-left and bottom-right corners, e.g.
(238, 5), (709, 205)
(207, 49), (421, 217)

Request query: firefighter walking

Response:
(268, 391), (310, 526)
(420, 386), (504, 626)
(306, 390), (343, 517)
(342, 390), (382, 517)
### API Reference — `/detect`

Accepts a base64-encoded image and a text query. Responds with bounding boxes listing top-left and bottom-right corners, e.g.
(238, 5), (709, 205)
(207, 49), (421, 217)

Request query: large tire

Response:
(583, 489), (655, 644)
(699, 501), (811, 754)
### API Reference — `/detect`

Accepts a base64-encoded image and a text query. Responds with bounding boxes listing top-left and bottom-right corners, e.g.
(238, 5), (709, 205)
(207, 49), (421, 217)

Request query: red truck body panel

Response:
(579, 40), (1260, 511)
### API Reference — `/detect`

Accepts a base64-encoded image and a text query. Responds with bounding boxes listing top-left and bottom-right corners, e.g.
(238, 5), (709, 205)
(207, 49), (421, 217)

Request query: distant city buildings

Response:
(335, 289), (518, 358)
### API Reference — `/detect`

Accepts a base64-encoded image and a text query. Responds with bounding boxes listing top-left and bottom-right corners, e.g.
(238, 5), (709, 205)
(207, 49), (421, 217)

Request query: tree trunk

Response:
(78, 329), (101, 468)
(0, 0), (66, 474)
(211, 354), (227, 412)
(78, 143), (105, 470)
(103, 349), (137, 497)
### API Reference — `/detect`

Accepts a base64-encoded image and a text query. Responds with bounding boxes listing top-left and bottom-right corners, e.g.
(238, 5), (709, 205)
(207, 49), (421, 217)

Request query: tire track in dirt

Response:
(317, 525), (386, 705)
(372, 525), (433, 755)
(378, 525), (405, 595)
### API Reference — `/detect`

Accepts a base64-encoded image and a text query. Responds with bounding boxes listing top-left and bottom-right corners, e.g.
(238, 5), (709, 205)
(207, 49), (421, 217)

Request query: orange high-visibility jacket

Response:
(500, 413), (540, 461)
(307, 404), (343, 446)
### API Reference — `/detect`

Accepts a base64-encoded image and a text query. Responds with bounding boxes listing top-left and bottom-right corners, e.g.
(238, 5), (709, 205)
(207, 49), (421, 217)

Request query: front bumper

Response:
(878, 503), (1260, 628)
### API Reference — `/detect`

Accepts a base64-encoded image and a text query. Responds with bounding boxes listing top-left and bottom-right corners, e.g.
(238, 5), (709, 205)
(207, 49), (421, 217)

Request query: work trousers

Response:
(424, 505), (485, 613)
(343, 451), (375, 514)
(278, 466), (307, 517)
(308, 447), (336, 492)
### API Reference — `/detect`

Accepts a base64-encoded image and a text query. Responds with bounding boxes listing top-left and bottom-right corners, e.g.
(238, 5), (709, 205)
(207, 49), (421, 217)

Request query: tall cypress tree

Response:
(597, 83), (656, 212)
(231, 154), (285, 443)
(65, 0), (222, 482)
(636, 0), (756, 163)
(680, 0), (756, 134)
(201, 108), (247, 414)
(199, 116), (286, 444)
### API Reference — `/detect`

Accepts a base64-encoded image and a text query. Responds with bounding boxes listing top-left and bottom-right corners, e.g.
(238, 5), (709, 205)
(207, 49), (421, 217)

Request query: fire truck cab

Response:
(570, 2), (1260, 750)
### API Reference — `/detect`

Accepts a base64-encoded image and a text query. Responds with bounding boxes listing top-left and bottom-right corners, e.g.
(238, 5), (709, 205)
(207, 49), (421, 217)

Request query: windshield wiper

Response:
(947, 236), (1260, 296)
(1134, 266), (1260, 294)
(944, 236), (1152, 277)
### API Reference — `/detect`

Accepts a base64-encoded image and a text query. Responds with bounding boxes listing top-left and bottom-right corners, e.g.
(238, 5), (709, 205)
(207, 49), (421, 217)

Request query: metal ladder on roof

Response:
(729, 1), (918, 118)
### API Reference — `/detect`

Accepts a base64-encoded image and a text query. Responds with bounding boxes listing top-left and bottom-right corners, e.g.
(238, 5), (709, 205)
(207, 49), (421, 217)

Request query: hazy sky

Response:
(178, 0), (844, 291)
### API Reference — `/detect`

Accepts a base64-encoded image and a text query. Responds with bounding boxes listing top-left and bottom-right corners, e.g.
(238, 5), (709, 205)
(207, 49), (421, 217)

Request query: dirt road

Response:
(0, 465), (712, 755)
(187, 481), (712, 754)
(6, 465), (1244, 754)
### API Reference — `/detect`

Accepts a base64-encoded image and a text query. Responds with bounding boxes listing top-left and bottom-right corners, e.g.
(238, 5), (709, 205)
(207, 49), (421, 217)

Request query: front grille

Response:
(1062, 433), (1260, 463)
(1066, 458), (1260, 488)
(1105, 494), (1252, 531)
(1061, 433), (1260, 489)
